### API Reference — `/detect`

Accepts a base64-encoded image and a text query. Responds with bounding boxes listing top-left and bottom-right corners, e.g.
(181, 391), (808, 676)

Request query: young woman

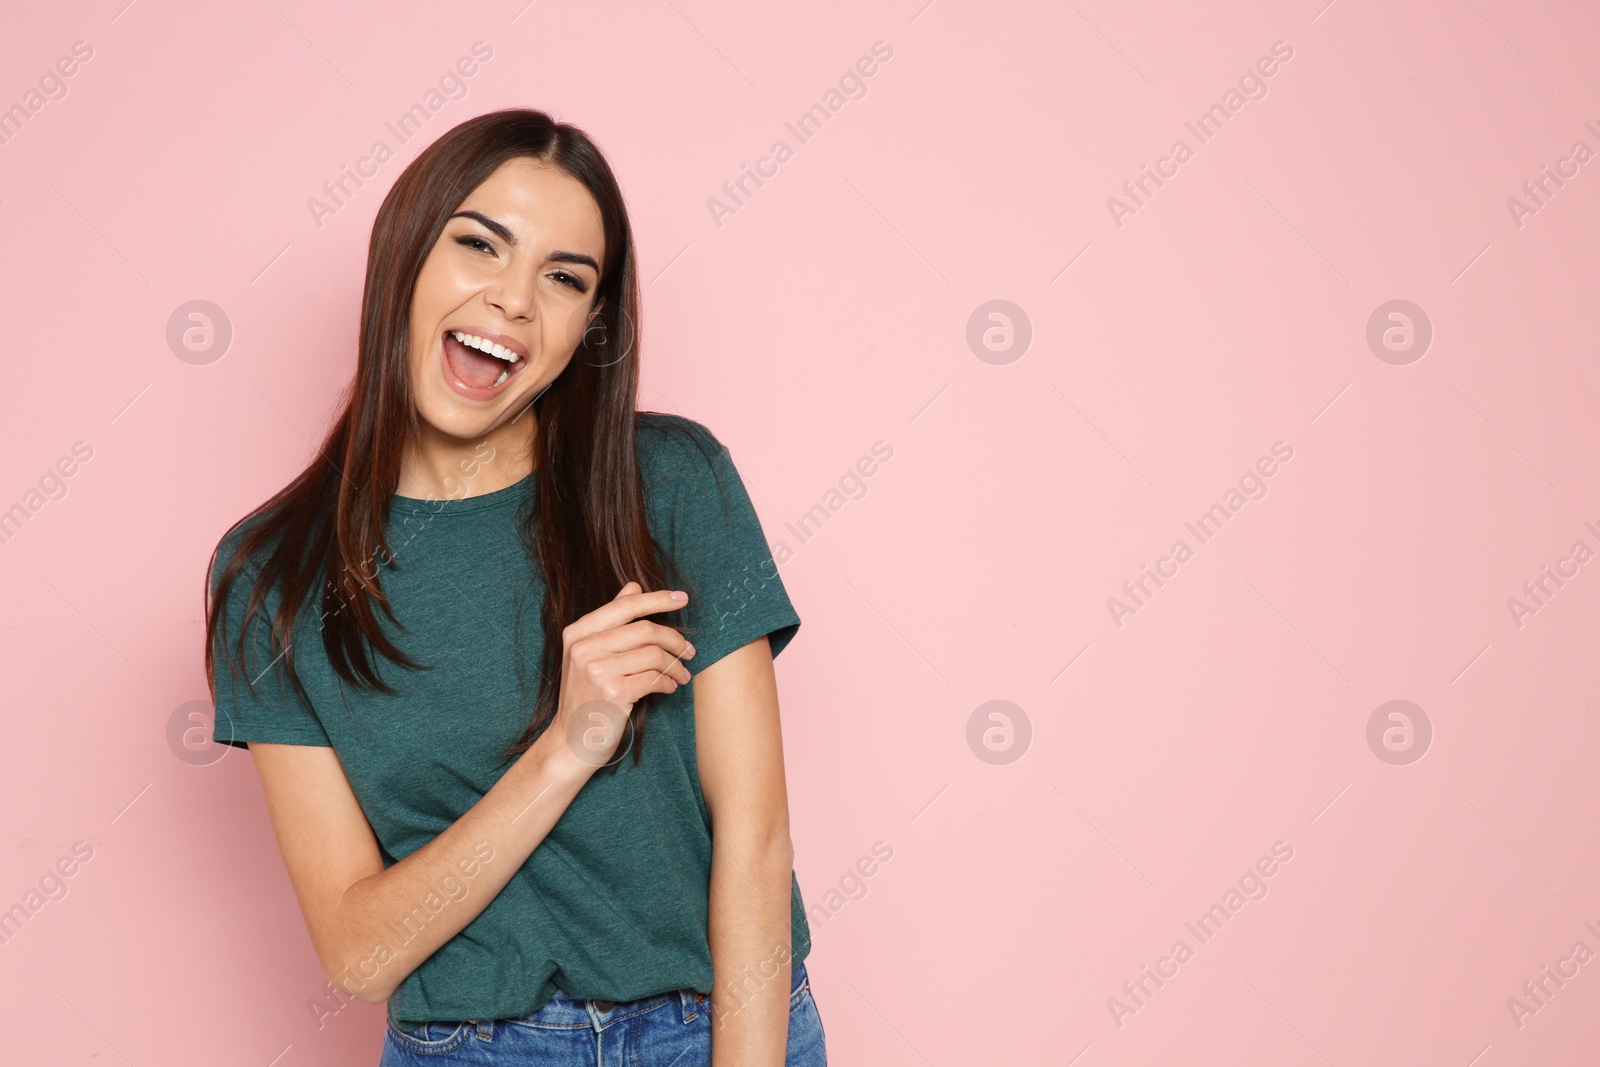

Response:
(204, 108), (826, 1066)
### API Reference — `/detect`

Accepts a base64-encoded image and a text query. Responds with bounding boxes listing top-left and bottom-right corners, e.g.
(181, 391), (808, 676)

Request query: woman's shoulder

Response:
(209, 505), (290, 604)
(634, 411), (730, 478)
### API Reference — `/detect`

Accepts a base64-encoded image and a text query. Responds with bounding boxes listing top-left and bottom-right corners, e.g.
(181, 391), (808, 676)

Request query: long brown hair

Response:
(204, 108), (709, 770)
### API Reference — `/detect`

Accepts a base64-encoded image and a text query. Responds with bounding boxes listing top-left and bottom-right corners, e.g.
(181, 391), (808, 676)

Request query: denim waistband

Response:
(497, 960), (810, 1032)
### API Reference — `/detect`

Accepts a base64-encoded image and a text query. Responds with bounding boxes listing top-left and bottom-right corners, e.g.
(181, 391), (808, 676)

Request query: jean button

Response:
(592, 999), (615, 1012)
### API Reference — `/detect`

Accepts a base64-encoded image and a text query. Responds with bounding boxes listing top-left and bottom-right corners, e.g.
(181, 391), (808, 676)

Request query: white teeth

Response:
(492, 368), (508, 387)
(450, 329), (521, 363)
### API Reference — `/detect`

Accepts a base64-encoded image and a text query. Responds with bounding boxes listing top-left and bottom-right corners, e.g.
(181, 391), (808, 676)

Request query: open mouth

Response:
(441, 329), (527, 393)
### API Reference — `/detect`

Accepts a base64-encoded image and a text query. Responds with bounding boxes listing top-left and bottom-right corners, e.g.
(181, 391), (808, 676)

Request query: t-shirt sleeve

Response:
(208, 537), (333, 750)
(661, 428), (801, 674)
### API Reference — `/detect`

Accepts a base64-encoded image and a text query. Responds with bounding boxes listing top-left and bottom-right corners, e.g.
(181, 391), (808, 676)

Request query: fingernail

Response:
(670, 590), (687, 602)
(684, 643), (696, 658)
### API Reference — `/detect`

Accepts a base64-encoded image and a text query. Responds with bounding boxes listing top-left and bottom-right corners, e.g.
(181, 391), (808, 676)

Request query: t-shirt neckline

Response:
(390, 470), (535, 517)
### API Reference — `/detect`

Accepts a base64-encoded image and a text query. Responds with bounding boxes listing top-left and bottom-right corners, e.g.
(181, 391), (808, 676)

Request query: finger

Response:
(584, 588), (689, 636)
(582, 619), (694, 664)
(613, 643), (693, 685)
(574, 640), (692, 688)
(615, 665), (687, 701)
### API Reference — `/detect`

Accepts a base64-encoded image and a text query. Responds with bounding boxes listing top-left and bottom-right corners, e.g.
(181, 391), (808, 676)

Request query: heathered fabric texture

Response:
(209, 414), (808, 1031)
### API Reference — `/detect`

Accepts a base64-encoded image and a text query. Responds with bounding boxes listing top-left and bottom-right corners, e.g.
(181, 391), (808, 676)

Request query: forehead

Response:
(455, 157), (606, 263)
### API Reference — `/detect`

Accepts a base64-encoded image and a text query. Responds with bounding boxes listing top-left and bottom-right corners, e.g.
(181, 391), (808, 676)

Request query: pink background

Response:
(2, 0), (1598, 1063)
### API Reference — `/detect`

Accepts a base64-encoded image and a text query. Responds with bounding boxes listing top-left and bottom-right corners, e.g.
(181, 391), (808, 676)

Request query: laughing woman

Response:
(204, 108), (826, 1066)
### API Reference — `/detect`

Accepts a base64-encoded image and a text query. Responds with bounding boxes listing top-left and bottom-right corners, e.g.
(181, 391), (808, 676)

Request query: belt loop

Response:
(679, 988), (703, 1023)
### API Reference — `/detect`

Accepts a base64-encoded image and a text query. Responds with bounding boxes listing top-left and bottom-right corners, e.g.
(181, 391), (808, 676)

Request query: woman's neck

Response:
(397, 416), (537, 501)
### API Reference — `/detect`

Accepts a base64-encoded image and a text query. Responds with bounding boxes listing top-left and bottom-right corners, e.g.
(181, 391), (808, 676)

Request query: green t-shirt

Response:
(209, 413), (809, 1031)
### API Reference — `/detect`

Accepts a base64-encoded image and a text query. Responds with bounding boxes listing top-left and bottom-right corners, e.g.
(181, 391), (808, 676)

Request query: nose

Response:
(484, 260), (538, 322)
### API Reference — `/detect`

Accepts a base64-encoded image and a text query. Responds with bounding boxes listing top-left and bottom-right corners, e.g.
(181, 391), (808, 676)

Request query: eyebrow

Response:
(450, 211), (601, 273)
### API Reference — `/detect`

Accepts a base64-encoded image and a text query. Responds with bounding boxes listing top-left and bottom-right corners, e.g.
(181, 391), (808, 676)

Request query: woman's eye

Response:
(454, 237), (586, 292)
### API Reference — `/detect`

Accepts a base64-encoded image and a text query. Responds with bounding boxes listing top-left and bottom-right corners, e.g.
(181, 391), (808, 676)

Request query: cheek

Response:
(547, 306), (588, 353)
(409, 255), (469, 331)
(406, 318), (432, 376)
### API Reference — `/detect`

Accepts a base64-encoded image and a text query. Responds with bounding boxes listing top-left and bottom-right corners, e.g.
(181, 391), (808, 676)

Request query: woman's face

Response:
(406, 156), (607, 447)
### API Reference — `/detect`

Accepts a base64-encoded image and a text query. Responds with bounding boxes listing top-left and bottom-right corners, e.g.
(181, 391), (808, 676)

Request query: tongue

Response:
(444, 333), (505, 389)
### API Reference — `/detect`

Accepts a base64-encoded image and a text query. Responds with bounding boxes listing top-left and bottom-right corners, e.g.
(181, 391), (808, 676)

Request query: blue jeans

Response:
(380, 961), (827, 1065)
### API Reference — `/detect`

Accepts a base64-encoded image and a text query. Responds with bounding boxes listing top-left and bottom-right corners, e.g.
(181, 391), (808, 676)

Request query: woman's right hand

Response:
(545, 581), (695, 774)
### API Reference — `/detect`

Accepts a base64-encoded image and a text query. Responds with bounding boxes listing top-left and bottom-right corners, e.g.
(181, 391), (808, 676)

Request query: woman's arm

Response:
(250, 736), (590, 1004)
(245, 583), (693, 1004)
(697, 635), (799, 1067)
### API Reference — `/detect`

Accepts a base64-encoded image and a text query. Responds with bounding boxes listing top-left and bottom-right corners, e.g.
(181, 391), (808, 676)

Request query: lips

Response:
(440, 329), (527, 397)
